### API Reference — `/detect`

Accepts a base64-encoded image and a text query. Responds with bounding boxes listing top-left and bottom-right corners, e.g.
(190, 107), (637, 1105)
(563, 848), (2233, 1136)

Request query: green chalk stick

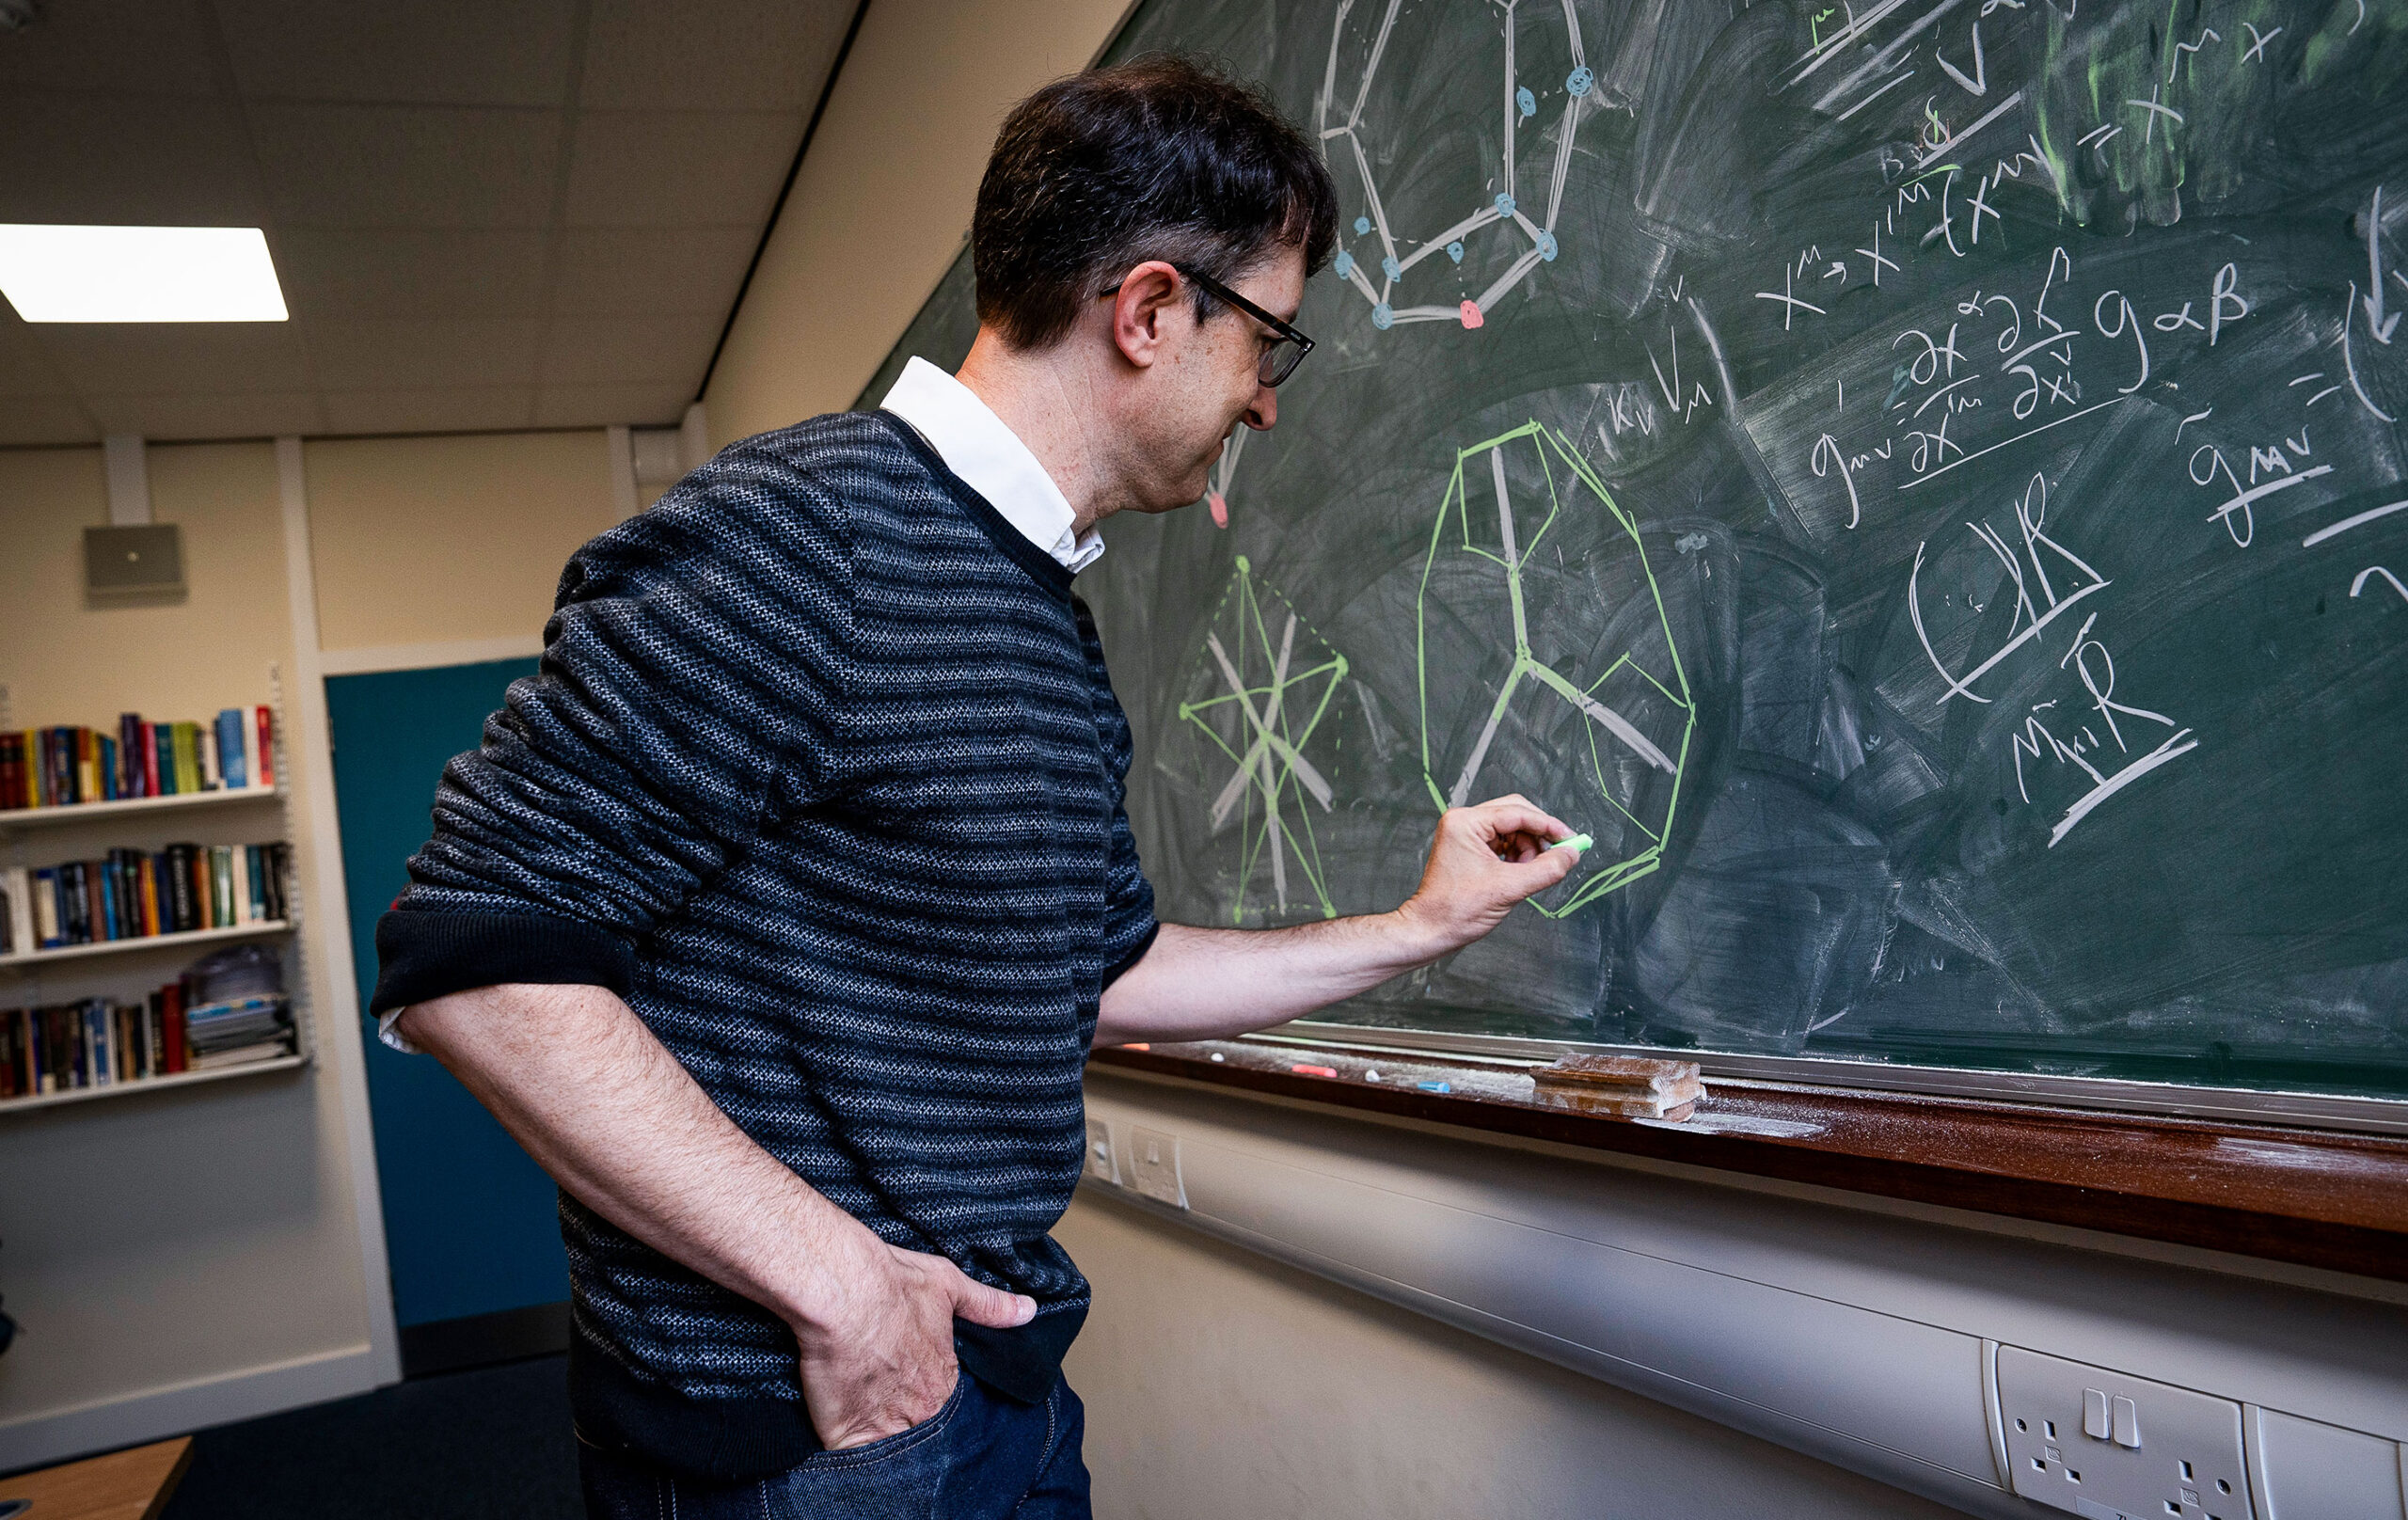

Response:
(1549, 833), (1592, 852)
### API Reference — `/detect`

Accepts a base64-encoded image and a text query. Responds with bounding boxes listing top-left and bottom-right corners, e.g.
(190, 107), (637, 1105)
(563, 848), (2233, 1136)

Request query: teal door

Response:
(327, 659), (568, 1333)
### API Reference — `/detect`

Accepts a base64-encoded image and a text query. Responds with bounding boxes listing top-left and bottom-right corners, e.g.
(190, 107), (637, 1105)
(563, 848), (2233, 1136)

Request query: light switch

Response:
(1084, 1118), (1117, 1184)
(1126, 1125), (1187, 1208)
(2112, 1395), (2140, 1449)
(2085, 1388), (2112, 1440)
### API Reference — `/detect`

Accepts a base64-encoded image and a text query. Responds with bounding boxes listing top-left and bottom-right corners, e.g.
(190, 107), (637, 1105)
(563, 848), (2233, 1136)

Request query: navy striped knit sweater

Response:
(371, 410), (1158, 1480)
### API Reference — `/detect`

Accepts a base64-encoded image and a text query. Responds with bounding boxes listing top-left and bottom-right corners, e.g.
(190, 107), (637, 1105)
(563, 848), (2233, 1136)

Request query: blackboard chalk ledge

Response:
(1086, 1038), (2408, 1286)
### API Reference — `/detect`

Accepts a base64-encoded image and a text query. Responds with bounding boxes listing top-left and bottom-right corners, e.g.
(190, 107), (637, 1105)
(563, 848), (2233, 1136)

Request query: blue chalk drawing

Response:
(1333, 250), (1354, 278)
(1318, 0), (1590, 332)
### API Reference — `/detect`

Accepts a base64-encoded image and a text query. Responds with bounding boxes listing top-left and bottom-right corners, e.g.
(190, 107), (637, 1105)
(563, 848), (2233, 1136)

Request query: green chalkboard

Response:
(863, 0), (2408, 1102)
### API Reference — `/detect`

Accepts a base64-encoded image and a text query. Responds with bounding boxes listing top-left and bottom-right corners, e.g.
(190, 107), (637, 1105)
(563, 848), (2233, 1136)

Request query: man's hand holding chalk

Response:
(1392, 794), (1584, 956)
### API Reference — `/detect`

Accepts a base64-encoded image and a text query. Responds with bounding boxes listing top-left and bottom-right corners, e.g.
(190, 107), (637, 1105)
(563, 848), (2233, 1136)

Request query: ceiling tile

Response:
(0, 0), (221, 95)
(551, 227), (757, 316)
(540, 314), (721, 388)
(320, 388), (537, 435)
(214, 0), (578, 107)
(36, 324), (314, 395)
(275, 229), (552, 319)
(0, 90), (263, 225)
(249, 104), (562, 228)
(81, 391), (326, 440)
(306, 318), (546, 390)
(0, 397), (100, 447)
(534, 383), (693, 430)
(562, 110), (800, 229)
(0, 311), (71, 399)
(580, 0), (853, 111)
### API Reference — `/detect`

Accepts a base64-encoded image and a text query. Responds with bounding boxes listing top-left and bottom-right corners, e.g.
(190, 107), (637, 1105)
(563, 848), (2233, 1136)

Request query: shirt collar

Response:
(879, 356), (1104, 574)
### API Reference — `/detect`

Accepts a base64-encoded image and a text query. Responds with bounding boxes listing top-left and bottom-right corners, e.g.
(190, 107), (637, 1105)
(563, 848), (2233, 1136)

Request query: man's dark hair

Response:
(973, 55), (1339, 350)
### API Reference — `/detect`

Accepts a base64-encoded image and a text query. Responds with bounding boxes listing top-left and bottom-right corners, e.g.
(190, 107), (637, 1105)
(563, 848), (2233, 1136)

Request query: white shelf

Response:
(0, 786), (283, 831)
(0, 920), (293, 974)
(0, 1052), (307, 1116)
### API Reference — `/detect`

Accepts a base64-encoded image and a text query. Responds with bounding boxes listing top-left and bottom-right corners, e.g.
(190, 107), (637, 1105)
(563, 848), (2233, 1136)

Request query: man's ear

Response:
(1109, 260), (1184, 371)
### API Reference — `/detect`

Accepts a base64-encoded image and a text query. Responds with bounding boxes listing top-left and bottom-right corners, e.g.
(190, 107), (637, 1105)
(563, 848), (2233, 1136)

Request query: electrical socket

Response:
(1126, 1125), (1186, 1209)
(1997, 1346), (2254, 1520)
(1085, 1118), (1117, 1184)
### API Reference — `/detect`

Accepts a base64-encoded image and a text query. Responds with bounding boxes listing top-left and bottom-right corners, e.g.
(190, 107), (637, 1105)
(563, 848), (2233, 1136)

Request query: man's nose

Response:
(1244, 383), (1278, 431)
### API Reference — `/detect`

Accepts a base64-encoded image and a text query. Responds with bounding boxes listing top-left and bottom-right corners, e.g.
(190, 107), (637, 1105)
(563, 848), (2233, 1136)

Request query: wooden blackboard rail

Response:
(1088, 1039), (2408, 1285)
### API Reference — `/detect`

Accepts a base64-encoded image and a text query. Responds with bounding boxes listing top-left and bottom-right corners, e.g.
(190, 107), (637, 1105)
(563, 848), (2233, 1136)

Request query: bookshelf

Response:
(0, 919), (293, 972)
(0, 785), (282, 832)
(0, 677), (312, 1112)
(0, 1053), (307, 1115)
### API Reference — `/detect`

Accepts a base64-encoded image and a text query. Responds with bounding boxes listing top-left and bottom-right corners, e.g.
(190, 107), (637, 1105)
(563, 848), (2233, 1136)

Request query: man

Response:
(372, 55), (1578, 1518)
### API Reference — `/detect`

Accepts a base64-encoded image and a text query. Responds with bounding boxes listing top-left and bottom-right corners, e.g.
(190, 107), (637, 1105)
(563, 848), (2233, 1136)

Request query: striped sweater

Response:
(371, 410), (1158, 1479)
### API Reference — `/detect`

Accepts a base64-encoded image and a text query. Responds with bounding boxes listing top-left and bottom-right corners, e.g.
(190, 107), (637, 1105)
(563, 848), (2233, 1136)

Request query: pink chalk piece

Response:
(1291, 1063), (1339, 1078)
(1208, 490), (1229, 528)
(1459, 300), (1484, 329)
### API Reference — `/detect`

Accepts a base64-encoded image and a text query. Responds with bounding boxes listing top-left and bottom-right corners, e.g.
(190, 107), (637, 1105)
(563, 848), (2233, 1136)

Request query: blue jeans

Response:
(578, 1372), (1091, 1520)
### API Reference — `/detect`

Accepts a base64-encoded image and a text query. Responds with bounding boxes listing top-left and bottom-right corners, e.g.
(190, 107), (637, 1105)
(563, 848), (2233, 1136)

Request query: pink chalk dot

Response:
(1459, 300), (1484, 329)
(1208, 491), (1229, 528)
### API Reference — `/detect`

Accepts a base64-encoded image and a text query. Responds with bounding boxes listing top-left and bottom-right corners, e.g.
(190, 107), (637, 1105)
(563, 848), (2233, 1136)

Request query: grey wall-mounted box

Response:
(83, 524), (184, 603)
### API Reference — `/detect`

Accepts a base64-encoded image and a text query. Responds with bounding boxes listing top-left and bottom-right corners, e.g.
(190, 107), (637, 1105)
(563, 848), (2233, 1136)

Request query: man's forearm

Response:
(1095, 798), (1578, 1045)
(1095, 914), (1443, 1045)
(393, 984), (872, 1329)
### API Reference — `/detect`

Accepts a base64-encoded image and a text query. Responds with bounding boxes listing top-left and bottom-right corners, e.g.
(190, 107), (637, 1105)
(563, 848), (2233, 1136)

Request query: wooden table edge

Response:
(1087, 1041), (2408, 1285)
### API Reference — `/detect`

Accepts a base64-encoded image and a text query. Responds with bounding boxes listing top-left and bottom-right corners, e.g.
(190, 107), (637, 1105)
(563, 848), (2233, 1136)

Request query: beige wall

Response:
(0, 443), (293, 724)
(0, 442), (384, 1456)
(304, 430), (616, 653)
(1059, 1193), (1963, 1520)
(702, 0), (1135, 442)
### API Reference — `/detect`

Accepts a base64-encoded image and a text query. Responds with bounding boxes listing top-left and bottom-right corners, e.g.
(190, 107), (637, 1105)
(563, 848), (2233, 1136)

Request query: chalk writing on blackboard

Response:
(1416, 421), (1694, 916)
(1178, 558), (1350, 923)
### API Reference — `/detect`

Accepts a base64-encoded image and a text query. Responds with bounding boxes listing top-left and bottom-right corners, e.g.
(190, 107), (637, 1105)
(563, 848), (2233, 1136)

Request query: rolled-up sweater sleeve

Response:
(371, 446), (855, 1016)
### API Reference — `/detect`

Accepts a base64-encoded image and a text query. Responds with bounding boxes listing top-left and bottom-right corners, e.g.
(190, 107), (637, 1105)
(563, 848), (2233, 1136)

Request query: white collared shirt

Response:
(879, 356), (1104, 574)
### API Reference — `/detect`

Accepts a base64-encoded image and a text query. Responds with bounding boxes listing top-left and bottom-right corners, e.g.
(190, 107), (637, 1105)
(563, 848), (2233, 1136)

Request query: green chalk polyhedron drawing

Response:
(1179, 557), (1349, 924)
(1416, 421), (1695, 916)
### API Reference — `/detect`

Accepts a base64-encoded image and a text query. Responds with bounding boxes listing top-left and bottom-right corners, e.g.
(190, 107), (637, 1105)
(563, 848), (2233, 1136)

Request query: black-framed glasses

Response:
(1099, 264), (1315, 387)
(1176, 264), (1314, 388)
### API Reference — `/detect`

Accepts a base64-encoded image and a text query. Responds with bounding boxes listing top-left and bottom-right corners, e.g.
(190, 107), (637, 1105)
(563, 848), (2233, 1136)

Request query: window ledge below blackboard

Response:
(1085, 1037), (2408, 1285)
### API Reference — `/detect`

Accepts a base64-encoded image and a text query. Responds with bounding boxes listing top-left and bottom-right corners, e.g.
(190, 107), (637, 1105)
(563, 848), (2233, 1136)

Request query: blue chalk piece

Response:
(1567, 65), (1595, 98)
(1333, 250), (1354, 277)
(1516, 86), (1536, 118)
(1446, 240), (1465, 263)
(1380, 254), (1402, 280)
(1354, 214), (1372, 235)
(1536, 230), (1558, 261)
(1417, 1081), (1451, 1093)
(1494, 192), (1516, 216)
(1370, 302), (1394, 329)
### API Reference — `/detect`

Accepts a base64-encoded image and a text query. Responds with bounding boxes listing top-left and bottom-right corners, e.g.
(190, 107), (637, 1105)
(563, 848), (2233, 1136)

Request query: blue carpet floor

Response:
(160, 1354), (580, 1520)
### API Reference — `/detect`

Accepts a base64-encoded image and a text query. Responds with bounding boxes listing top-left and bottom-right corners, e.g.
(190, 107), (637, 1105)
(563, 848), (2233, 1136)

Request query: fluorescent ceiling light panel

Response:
(0, 225), (288, 322)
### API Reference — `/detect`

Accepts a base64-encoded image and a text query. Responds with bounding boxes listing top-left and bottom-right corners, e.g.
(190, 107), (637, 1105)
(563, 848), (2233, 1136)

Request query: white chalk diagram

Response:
(1317, 0), (1596, 330)
(1416, 421), (1695, 915)
(1178, 558), (1351, 922)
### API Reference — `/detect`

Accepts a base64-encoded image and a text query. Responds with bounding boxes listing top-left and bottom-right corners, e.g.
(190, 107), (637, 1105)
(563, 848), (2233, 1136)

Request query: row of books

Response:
(0, 707), (277, 811)
(0, 842), (291, 958)
(0, 986), (296, 1098)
